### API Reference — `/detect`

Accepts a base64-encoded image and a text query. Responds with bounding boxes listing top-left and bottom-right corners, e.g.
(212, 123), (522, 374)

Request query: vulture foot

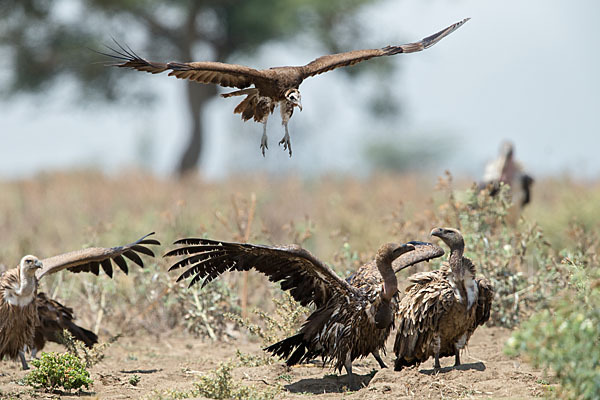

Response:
(372, 351), (388, 369)
(260, 133), (269, 157)
(278, 132), (292, 157)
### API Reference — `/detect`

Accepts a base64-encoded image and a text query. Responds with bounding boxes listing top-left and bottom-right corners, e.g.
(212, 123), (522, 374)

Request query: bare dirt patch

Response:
(0, 326), (550, 399)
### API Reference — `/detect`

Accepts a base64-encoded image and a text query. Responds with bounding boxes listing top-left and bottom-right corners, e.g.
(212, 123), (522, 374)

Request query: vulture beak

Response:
(430, 228), (443, 238)
(34, 260), (43, 269)
(297, 101), (303, 111)
(393, 243), (415, 257)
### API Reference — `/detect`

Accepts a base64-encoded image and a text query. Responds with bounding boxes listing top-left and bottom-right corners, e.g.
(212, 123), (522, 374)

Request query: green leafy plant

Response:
(194, 363), (281, 400)
(24, 351), (92, 392)
(505, 230), (600, 400)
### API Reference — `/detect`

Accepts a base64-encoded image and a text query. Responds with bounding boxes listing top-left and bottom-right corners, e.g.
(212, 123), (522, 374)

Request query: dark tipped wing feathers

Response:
(301, 18), (469, 79)
(165, 238), (358, 308)
(36, 233), (160, 280)
(102, 41), (272, 89)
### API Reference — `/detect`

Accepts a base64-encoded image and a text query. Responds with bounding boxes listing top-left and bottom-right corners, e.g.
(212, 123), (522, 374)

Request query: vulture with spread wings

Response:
(165, 238), (444, 389)
(104, 18), (469, 157)
(0, 233), (160, 369)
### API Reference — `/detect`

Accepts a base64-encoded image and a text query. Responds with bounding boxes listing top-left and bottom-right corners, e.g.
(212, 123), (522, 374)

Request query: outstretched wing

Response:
(102, 41), (273, 89)
(301, 18), (469, 79)
(393, 241), (444, 273)
(37, 233), (160, 279)
(165, 238), (359, 308)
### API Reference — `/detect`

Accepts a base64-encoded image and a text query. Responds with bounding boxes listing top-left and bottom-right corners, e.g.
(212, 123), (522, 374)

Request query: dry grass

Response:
(1, 170), (599, 335)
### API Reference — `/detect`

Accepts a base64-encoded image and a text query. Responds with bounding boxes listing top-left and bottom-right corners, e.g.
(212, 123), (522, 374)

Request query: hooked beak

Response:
(297, 101), (303, 111)
(430, 228), (443, 238)
(34, 260), (43, 269)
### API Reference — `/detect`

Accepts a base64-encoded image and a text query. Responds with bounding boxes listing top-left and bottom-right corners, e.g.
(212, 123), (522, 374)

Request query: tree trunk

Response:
(177, 81), (218, 176)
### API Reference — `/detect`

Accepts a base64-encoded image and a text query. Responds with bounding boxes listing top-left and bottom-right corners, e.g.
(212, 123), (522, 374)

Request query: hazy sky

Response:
(2, 0), (599, 180)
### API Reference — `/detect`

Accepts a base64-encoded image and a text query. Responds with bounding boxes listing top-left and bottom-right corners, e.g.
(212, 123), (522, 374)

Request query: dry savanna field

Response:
(1, 171), (599, 399)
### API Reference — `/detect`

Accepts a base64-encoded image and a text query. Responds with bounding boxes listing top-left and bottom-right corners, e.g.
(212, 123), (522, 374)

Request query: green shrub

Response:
(505, 242), (600, 399)
(24, 351), (92, 392)
(194, 363), (281, 400)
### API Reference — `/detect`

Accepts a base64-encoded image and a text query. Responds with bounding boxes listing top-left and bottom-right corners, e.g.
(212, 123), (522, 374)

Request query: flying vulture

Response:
(393, 228), (494, 370)
(104, 18), (469, 157)
(165, 238), (444, 389)
(0, 233), (159, 369)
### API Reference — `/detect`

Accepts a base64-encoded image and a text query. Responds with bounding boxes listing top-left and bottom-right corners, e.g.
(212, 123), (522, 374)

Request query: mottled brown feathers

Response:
(166, 238), (444, 386)
(33, 293), (98, 352)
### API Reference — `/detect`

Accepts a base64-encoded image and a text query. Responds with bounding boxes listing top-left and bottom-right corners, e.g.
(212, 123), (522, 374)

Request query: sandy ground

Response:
(0, 326), (551, 399)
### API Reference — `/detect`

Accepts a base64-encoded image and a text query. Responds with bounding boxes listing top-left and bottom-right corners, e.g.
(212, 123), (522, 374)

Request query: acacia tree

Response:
(0, 0), (379, 174)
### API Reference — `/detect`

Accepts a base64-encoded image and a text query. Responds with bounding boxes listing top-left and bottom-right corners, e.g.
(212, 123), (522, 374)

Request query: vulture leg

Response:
(344, 353), (358, 391)
(454, 348), (461, 367)
(454, 334), (466, 367)
(18, 350), (29, 370)
(260, 120), (269, 157)
(278, 122), (292, 157)
(372, 351), (387, 369)
(433, 334), (441, 369)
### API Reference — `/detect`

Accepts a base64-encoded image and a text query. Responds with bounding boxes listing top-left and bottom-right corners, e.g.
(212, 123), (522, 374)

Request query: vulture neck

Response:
(16, 267), (37, 299)
(376, 257), (398, 302)
(448, 241), (465, 276)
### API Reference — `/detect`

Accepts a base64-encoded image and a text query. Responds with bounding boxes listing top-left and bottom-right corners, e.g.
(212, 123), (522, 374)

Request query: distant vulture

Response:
(0, 233), (159, 369)
(104, 18), (469, 157)
(480, 141), (534, 211)
(393, 228), (493, 370)
(166, 238), (444, 389)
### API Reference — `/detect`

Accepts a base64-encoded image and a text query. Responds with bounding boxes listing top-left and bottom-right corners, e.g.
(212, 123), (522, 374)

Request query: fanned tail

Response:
(264, 333), (318, 366)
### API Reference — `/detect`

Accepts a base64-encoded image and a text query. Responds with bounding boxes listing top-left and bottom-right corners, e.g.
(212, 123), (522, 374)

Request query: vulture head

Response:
(19, 255), (43, 276)
(284, 88), (302, 111)
(375, 242), (415, 265)
(430, 227), (464, 252)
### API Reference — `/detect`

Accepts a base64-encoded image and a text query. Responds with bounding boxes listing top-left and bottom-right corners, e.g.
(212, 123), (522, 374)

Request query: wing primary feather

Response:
(113, 255), (129, 274)
(123, 250), (144, 267)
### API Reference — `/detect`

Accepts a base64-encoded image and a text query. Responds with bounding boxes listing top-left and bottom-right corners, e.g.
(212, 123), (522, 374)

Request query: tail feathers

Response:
(65, 322), (98, 349)
(265, 333), (318, 366)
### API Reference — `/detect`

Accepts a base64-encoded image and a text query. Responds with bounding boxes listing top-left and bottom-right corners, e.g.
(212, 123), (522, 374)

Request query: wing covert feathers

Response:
(301, 18), (469, 79)
(165, 238), (357, 307)
(37, 233), (160, 279)
(102, 41), (269, 89)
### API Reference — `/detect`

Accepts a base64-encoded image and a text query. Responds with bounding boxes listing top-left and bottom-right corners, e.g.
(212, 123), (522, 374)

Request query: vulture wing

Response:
(474, 277), (494, 327)
(300, 18), (469, 79)
(165, 238), (359, 308)
(102, 41), (273, 89)
(36, 232), (160, 280)
(35, 292), (98, 350)
(393, 241), (445, 273)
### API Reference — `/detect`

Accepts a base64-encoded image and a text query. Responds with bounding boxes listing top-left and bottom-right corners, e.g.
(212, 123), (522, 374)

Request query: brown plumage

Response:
(165, 238), (443, 389)
(479, 141), (534, 221)
(104, 18), (469, 157)
(0, 233), (159, 369)
(32, 292), (98, 357)
(393, 228), (494, 371)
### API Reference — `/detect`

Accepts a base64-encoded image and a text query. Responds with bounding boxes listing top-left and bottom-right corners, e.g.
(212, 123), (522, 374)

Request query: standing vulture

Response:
(165, 238), (444, 389)
(479, 141), (534, 220)
(393, 228), (494, 371)
(0, 233), (159, 369)
(104, 18), (469, 157)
